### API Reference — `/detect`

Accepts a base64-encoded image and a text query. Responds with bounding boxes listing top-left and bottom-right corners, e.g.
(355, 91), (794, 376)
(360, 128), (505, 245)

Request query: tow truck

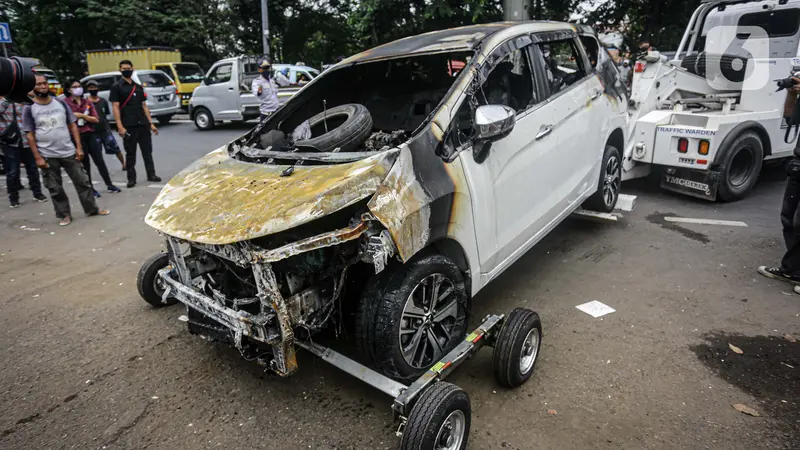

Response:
(622, 0), (800, 201)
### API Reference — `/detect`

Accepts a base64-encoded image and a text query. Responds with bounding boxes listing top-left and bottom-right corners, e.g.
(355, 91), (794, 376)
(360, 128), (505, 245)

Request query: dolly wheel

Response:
(400, 382), (470, 450)
(137, 253), (178, 307)
(493, 308), (542, 388)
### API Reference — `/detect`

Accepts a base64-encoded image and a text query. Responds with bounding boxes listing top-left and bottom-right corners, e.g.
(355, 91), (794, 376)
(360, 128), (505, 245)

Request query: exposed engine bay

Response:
(230, 51), (472, 166)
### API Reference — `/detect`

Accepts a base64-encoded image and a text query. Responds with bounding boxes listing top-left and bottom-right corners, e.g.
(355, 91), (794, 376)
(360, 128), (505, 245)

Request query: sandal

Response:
(59, 216), (72, 226)
(88, 209), (111, 217)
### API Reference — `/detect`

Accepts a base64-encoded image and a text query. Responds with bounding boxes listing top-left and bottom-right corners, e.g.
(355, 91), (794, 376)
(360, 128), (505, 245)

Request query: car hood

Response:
(145, 148), (397, 245)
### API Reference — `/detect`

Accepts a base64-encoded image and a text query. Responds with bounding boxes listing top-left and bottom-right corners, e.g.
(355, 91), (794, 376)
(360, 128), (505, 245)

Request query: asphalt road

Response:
(1, 121), (798, 450)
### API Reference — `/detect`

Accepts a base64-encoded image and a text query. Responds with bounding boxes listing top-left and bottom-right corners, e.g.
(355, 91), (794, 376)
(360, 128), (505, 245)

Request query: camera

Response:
(0, 56), (39, 103)
(776, 71), (800, 91)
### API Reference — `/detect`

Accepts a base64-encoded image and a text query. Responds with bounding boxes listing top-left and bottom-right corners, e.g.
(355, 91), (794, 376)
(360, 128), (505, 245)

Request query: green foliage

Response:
(5, 0), (695, 80)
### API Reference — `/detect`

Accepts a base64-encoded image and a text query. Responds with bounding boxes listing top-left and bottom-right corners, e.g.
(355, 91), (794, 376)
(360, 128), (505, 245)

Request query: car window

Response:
(296, 70), (313, 85)
(477, 46), (536, 113)
(451, 45), (536, 146)
(538, 38), (588, 96)
(90, 76), (116, 92)
(173, 63), (205, 83)
(738, 9), (800, 38)
(138, 72), (172, 87)
(207, 64), (233, 85)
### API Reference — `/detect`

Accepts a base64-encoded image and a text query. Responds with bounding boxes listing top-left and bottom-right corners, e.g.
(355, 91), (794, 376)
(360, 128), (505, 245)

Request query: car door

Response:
(535, 35), (599, 207)
(203, 62), (238, 120)
(454, 35), (564, 274)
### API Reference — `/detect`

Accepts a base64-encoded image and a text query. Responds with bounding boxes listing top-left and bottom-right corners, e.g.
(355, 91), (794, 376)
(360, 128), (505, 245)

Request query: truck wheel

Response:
(717, 131), (763, 201)
(356, 254), (470, 382)
(137, 253), (177, 307)
(193, 108), (215, 131)
(493, 308), (542, 388)
(157, 115), (173, 126)
(584, 145), (622, 212)
(400, 382), (470, 450)
(295, 103), (373, 152)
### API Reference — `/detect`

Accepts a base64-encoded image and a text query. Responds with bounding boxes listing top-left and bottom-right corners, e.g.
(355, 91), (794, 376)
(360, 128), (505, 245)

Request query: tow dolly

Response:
(298, 309), (542, 450)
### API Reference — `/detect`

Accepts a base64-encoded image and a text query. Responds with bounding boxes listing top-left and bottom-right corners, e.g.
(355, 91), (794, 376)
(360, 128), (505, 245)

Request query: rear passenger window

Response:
(538, 39), (588, 96)
(738, 9), (800, 38)
(138, 72), (172, 87)
(90, 76), (116, 92)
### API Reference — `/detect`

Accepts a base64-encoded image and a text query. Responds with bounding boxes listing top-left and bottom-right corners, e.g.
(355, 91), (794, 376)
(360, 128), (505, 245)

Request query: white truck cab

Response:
(624, 0), (800, 201)
(188, 56), (306, 130)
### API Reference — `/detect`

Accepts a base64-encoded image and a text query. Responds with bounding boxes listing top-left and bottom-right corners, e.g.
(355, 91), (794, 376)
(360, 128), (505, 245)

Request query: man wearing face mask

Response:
(251, 59), (290, 122)
(109, 60), (161, 188)
(65, 79), (120, 196)
(86, 80), (125, 171)
(22, 75), (110, 226)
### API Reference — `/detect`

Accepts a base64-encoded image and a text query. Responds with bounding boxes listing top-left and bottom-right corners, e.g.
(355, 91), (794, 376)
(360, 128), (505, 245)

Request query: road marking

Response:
(576, 300), (616, 318)
(664, 217), (748, 227)
(148, 184), (165, 188)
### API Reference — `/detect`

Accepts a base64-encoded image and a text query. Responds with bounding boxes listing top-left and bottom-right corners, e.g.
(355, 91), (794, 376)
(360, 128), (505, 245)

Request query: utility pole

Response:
(503, 0), (531, 21)
(260, 0), (270, 59)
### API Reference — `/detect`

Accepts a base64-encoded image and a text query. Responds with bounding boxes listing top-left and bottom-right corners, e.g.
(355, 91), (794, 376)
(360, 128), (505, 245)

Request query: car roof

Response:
(341, 21), (577, 65)
(82, 69), (164, 79)
(273, 64), (318, 72)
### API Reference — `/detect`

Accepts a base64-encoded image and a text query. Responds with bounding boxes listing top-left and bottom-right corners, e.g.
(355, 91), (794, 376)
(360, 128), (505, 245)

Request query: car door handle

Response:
(228, 87), (234, 91)
(535, 125), (554, 140)
(590, 90), (602, 100)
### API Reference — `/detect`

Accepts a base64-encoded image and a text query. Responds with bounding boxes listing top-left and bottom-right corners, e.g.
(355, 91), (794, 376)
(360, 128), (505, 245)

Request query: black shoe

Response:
(92, 189), (102, 198)
(127, 181), (136, 188)
(34, 194), (49, 203)
(9, 200), (20, 208)
(107, 185), (122, 193)
(147, 176), (162, 183)
(758, 266), (800, 285)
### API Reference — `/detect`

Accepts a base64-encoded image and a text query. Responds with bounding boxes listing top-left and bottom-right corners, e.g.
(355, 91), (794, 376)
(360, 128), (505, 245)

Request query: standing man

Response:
(22, 75), (109, 226)
(1, 96), (48, 208)
(251, 59), (290, 122)
(87, 80), (125, 170)
(109, 60), (161, 188)
(65, 79), (120, 196)
(759, 77), (800, 289)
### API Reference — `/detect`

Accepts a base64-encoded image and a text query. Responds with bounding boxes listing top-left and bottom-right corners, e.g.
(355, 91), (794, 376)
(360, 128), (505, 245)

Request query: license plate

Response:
(181, 99), (189, 106)
(157, 95), (169, 102)
(661, 168), (719, 201)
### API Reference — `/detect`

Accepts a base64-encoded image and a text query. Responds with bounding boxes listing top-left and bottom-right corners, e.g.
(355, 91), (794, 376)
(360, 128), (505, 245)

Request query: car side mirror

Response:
(204, 77), (212, 85)
(472, 105), (516, 163)
(474, 105), (516, 142)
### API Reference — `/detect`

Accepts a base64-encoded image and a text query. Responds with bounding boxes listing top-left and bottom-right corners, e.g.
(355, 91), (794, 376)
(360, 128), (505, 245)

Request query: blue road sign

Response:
(0, 23), (12, 44)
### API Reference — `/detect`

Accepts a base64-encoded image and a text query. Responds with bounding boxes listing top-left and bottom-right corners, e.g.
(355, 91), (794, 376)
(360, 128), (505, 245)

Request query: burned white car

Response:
(138, 21), (626, 447)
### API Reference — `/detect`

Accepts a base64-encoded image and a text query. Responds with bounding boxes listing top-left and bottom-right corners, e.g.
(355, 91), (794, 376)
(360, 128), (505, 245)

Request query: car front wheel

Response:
(193, 108), (215, 131)
(356, 254), (470, 382)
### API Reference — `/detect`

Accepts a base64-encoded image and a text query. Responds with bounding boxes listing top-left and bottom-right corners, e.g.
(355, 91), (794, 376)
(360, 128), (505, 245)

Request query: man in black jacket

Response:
(759, 77), (800, 291)
(110, 59), (161, 188)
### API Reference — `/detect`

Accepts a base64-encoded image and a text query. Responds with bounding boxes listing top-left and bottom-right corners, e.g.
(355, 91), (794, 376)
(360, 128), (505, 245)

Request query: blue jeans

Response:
(2, 143), (42, 202)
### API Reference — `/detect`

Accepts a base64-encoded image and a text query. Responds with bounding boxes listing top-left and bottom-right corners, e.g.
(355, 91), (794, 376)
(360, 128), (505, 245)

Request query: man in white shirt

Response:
(251, 59), (290, 122)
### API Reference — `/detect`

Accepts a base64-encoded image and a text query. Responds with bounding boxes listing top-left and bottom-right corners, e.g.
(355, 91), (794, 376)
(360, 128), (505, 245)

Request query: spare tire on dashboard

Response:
(295, 103), (373, 152)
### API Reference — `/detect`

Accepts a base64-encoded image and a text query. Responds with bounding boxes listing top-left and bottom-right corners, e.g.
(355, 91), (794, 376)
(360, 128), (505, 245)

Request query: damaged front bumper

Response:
(157, 220), (395, 377)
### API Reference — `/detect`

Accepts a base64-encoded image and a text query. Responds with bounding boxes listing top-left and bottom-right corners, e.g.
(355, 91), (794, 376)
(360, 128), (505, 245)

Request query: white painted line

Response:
(148, 184), (165, 189)
(576, 300), (616, 318)
(664, 217), (748, 227)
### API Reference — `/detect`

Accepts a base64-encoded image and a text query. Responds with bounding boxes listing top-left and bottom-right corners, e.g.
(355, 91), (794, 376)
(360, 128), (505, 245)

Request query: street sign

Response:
(0, 23), (11, 44)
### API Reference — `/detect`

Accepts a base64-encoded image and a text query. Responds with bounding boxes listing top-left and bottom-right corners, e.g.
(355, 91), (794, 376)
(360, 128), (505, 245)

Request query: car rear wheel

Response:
(584, 145), (622, 212)
(717, 131), (763, 202)
(193, 108), (214, 131)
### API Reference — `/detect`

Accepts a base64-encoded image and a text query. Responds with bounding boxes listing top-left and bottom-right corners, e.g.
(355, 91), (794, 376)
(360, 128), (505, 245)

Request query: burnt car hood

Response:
(145, 148), (397, 245)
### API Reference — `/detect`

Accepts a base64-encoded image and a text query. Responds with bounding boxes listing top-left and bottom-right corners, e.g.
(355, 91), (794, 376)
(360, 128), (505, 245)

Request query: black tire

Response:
(137, 253), (177, 307)
(157, 115), (173, 126)
(681, 53), (749, 84)
(584, 145), (622, 212)
(716, 131), (764, 202)
(193, 108), (214, 131)
(493, 308), (542, 389)
(296, 103), (373, 152)
(400, 382), (470, 450)
(356, 254), (470, 382)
